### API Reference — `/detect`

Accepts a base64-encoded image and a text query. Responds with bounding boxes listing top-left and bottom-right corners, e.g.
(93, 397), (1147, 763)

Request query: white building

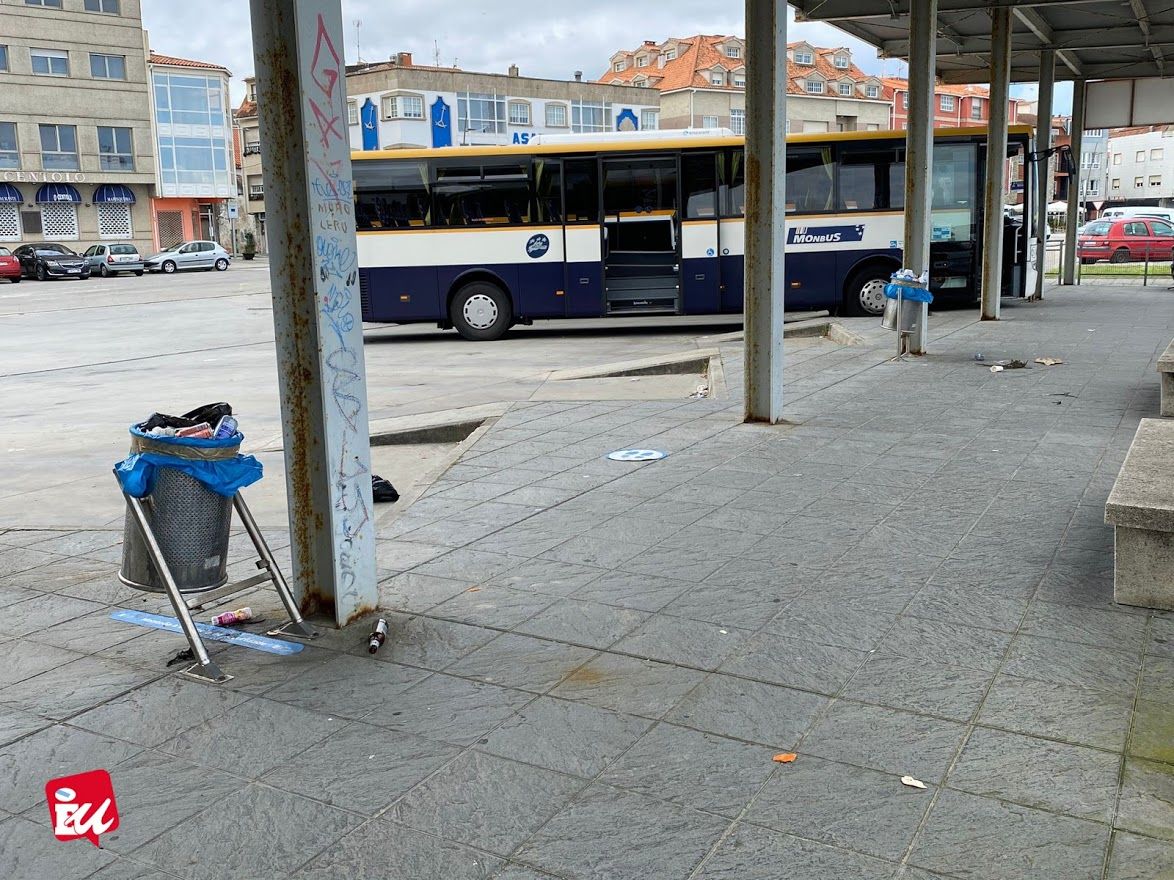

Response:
(1106, 126), (1174, 207)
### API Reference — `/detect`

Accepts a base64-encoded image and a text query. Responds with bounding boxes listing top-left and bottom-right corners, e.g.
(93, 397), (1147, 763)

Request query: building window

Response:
(902, 93), (909, 109)
(833, 54), (849, 69)
(1134, 176), (1144, 188)
(458, 92), (506, 134)
(1152, 148), (1164, 161)
(97, 126), (133, 171)
(243, 133), (260, 155)
(838, 82), (853, 96)
(794, 50), (814, 65)
(84, 0), (120, 11)
(805, 80), (824, 95)
(347, 100), (357, 125)
(641, 109), (658, 130)
(1136, 150), (1146, 162)
(97, 203), (131, 238)
(31, 48), (69, 77)
(546, 102), (568, 128)
(381, 93), (424, 120)
(571, 99), (610, 133)
(613, 61), (625, 72)
(40, 203), (78, 239)
(866, 84), (879, 99)
(730, 108), (745, 135)
(700, 115), (719, 129)
(0, 45), (8, 72)
(1150, 175), (1162, 187)
(1113, 153), (1122, 165)
(940, 95), (955, 111)
(0, 122), (17, 169)
(247, 175), (264, 199)
(152, 71), (233, 197)
(734, 75), (745, 88)
(0, 203), (19, 240)
(1112, 178), (1120, 189)
(89, 53), (126, 80)
(711, 73), (724, 86)
(25, 0), (63, 6)
(664, 48), (676, 61)
(970, 98), (983, 119)
(726, 46), (741, 59)
(508, 100), (531, 126)
(39, 124), (78, 170)
(636, 56), (648, 67)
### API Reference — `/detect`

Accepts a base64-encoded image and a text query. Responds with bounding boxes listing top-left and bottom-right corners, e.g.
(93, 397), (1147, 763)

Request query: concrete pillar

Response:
(249, 0), (378, 627)
(1032, 50), (1055, 300)
(743, 0), (787, 424)
(980, 6), (1012, 321)
(902, 0), (937, 355)
(1062, 79), (1086, 285)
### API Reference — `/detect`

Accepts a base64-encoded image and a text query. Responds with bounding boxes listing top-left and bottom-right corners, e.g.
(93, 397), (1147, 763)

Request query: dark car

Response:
(1077, 218), (1174, 264)
(13, 243), (90, 280)
(0, 246), (20, 283)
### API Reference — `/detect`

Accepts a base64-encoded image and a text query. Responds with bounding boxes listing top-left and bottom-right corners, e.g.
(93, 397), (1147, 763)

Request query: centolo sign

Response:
(2, 171), (87, 183)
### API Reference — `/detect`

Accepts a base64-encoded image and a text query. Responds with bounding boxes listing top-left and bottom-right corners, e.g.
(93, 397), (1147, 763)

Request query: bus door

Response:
(928, 142), (980, 298)
(562, 158), (603, 316)
(680, 152), (721, 313)
(975, 140), (1030, 299)
(601, 157), (681, 315)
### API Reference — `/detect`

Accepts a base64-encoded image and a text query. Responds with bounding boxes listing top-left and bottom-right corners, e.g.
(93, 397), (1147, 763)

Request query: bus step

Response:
(605, 264), (678, 279)
(606, 278), (680, 293)
(607, 302), (678, 315)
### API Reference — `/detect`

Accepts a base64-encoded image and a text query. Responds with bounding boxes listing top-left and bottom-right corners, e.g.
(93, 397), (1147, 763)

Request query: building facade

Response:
(147, 53), (237, 250)
(1105, 126), (1174, 208)
(602, 37), (889, 134)
(0, 0), (156, 254)
(885, 80), (1019, 131)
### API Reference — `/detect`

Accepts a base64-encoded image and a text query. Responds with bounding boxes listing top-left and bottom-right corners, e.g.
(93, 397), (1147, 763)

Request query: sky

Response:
(141, 1), (1063, 112)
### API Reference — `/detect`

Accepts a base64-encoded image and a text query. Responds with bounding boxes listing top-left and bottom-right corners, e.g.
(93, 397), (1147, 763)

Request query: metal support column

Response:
(1032, 50), (1055, 300)
(248, 0), (378, 627)
(902, 0), (937, 355)
(980, 6), (1012, 321)
(1062, 79), (1087, 285)
(743, 0), (787, 424)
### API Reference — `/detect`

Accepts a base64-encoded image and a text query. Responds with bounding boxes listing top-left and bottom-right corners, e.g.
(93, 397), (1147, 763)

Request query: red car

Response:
(1078, 217), (1174, 264)
(0, 246), (20, 283)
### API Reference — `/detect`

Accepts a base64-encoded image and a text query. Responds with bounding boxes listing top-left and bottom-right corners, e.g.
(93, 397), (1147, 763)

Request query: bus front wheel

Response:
(451, 281), (512, 341)
(843, 266), (892, 317)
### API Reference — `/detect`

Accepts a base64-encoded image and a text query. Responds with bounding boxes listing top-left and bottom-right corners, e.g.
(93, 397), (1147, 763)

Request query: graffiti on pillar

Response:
(302, 8), (375, 617)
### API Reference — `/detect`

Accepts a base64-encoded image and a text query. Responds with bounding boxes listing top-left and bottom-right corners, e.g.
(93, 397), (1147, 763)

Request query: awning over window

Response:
(35, 183), (82, 204)
(93, 183), (136, 204)
(0, 183), (22, 203)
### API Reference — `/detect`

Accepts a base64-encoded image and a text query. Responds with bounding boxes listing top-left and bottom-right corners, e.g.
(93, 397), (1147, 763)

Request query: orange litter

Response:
(773, 753), (797, 763)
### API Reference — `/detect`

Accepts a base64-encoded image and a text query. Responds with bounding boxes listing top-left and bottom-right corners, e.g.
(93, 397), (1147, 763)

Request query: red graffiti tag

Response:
(308, 14), (342, 149)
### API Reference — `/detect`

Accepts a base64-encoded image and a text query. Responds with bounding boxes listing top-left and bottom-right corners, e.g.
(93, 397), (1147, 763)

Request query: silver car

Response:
(82, 243), (144, 277)
(144, 240), (232, 274)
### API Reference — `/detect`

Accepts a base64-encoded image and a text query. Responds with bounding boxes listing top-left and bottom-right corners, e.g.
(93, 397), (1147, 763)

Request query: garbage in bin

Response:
(881, 269), (933, 333)
(115, 421), (262, 498)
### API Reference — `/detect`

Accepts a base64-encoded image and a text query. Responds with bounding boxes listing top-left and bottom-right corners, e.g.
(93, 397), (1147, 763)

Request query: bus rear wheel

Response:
(843, 265), (892, 317)
(451, 281), (512, 341)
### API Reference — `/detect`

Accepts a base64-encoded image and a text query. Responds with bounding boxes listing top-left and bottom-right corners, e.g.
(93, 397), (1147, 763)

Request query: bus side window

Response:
(434, 179), (532, 227)
(533, 160), (562, 224)
(353, 160), (429, 229)
(837, 150), (885, 212)
(682, 152), (717, 219)
(786, 148), (834, 214)
(718, 150), (744, 217)
(563, 159), (598, 224)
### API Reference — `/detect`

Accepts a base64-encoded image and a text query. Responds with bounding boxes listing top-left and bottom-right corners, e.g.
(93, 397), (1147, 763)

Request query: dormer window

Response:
(664, 48), (677, 61)
(805, 80), (824, 94)
(838, 82), (853, 96)
(734, 74), (745, 88)
(833, 54), (850, 69)
(613, 61), (625, 72)
(866, 84), (879, 98)
(711, 71), (725, 86)
(940, 94), (955, 111)
(636, 55), (648, 67)
(795, 50), (814, 65)
(726, 46), (741, 59)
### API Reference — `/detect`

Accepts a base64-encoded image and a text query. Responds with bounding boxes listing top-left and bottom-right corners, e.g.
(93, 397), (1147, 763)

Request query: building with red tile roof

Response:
(883, 77), (1020, 131)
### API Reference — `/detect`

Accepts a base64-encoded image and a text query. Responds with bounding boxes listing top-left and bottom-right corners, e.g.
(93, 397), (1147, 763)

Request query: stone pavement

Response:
(2, 284), (1174, 879)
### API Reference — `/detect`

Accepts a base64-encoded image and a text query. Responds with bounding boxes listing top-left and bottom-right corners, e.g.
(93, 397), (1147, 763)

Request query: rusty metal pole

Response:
(248, 0), (378, 627)
(903, 0), (936, 356)
(1032, 49), (1055, 300)
(980, 6), (1012, 320)
(1062, 79), (1086, 285)
(743, 0), (787, 424)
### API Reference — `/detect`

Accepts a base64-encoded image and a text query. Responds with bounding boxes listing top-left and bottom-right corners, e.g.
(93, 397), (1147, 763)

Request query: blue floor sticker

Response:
(111, 609), (304, 655)
(607, 449), (668, 462)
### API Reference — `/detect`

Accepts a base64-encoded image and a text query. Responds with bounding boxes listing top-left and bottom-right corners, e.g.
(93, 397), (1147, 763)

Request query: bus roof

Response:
(353, 124), (1035, 162)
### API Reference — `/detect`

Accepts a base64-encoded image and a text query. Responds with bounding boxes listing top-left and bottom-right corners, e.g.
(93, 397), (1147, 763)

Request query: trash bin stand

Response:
(117, 480), (318, 683)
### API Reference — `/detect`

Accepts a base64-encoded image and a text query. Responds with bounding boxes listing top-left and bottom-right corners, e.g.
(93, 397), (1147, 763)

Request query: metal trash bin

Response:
(881, 297), (927, 334)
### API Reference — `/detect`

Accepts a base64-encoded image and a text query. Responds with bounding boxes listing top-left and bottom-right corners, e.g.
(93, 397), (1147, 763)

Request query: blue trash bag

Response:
(883, 282), (934, 304)
(115, 425), (263, 498)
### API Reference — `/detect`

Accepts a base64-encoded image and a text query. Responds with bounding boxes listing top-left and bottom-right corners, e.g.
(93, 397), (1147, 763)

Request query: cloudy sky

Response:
(141, 1), (1062, 110)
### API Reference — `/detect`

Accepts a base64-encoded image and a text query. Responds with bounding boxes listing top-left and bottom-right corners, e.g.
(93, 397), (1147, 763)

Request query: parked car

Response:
(0, 246), (21, 283)
(1099, 207), (1174, 225)
(82, 243), (144, 277)
(12, 243), (90, 280)
(144, 241), (231, 274)
(1077, 218), (1174, 264)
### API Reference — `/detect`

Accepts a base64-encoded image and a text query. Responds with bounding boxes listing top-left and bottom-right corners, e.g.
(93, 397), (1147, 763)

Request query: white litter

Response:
(900, 775), (927, 790)
(989, 365), (1004, 373)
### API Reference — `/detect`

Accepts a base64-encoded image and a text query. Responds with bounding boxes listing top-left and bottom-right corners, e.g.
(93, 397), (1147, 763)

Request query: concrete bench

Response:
(1160, 339), (1174, 417)
(1106, 418), (1174, 610)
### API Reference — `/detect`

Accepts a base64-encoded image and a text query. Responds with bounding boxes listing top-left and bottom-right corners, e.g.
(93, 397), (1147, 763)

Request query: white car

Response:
(144, 241), (232, 274)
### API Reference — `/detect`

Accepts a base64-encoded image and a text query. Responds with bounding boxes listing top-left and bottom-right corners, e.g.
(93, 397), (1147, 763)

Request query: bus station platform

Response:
(1, 283), (1172, 880)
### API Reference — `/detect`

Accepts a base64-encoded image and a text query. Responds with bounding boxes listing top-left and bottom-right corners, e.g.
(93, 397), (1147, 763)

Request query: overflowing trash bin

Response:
(881, 269), (933, 336)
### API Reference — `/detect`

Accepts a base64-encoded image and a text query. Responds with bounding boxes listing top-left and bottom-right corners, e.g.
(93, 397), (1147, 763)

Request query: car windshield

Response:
(1083, 222), (1111, 236)
(110, 245), (138, 255)
(0, 247), (10, 256)
(36, 246), (75, 256)
(162, 243), (184, 252)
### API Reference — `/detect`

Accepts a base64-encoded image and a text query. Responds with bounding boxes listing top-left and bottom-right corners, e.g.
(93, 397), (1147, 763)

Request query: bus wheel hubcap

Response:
(463, 294), (498, 330)
(860, 279), (887, 313)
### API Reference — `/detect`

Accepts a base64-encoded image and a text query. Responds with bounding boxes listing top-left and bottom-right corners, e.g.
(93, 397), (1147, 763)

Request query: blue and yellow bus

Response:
(353, 125), (1033, 340)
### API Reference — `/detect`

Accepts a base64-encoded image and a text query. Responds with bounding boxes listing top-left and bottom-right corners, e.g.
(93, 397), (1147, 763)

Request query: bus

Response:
(352, 125), (1034, 340)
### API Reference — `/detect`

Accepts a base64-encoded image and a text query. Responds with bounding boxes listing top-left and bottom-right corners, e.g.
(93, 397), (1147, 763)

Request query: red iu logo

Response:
(45, 770), (119, 847)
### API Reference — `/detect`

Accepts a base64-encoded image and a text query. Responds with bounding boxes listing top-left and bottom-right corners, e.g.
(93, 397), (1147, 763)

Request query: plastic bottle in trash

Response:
(213, 416), (239, 439)
(210, 607), (253, 627)
(368, 618), (388, 654)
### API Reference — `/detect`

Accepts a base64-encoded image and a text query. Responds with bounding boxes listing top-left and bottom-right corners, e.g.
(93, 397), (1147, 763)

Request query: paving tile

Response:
(489, 866), (559, 880)
(695, 822), (898, 880)
(1019, 600), (1149, 652)
(0, 546), (69, 580)
(0, 654), (158, 721)
(389, 750), (585, 857)
(479, 696), (651, 778)
(0, 704), (49, 746)
(429, 584), (555, 629)
(379, 572), (477, 613)
(0, 815), (116, 880)
(514, 783), (728, 880)
(570, 570), (693, 612)
(801, 700), (967, 783)
(1105, 830), (1174, 880)
(762, 597), (898, 650)
(1139, 655), (1174, 704)
(364, 673), (533, 745)
(514, 599), (650, 650)
(0, 639), (85, 689)
(1149, 615), (1174, 659)
(445, 633), (597, 693)
(909, 789), (1109, 880)
(977, 673), (1134, 750)
(617, 546), (732, 583)
(660, 581), (789, 630)
(548, 653), (706, 718)
(0, 593), (107, 638)
(413, 548), (531, 583)
(89, 860), (184, 880)
(844, 653), (994, 722)
(877, 617), (1013, 673)
(0, 724), (141, 813)
(262, 653), (429, 718)
(71, 676), (248, 747)
(134, 783), (362, 880)
(1130, 699), (1174, 765)
(947, 727), (1120, 822)
(904, 583), (1028, 633)
(1002, 634), (1142, 693)
(719, 632), (867, 696)
(295, 818), (503, 879)
(1116, 757), (1174, 842)
(611, 614), (749, 671)
(540, 536), (650, 570)
(599, 722), (776, 817)
(488, 558), (605, 597)
(354, 613), (497, 671)
(666, 673), (829, 747)
(745, 754), (931, 861)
